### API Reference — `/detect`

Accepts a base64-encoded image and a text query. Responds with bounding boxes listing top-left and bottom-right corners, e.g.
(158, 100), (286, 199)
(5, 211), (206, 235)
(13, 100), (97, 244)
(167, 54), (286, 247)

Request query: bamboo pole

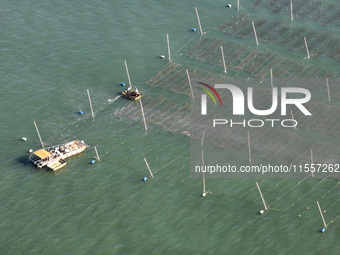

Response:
(221, 46), (227, 73)
(247, 130), (252, 163)
(290, 0), (294, 21)
(94, 146), (100, 161)
(167, 34), (171, 62)
(186, 69), (195, 100)
(201, 129), (206, 147)
(33, 121), (44, 148)
(311, 149), (313, 164)
(124, 60), (132, 90)
(252, 21), (259, 45)
(270, 69), (273, 88)
(144, 157), (154, 178)
(326, 77), (331, 101)
(304, 37), (311, 59)
(139, 99), (147, 131)
(290, 110), (297, 129)
(237, 0), (240, 10)
(195, 7), (203, 35)
(317, 201), (327, 228)
(202, 149), (206, 196)
(87, 89), (94, 118)
(311, 149), (314, 177)
(256, 182), (268, 210)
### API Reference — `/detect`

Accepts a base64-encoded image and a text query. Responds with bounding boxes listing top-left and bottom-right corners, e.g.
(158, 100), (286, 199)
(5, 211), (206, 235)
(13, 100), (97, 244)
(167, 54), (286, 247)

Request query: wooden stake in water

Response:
(317, 201), (327, 228)
(144, 157), (154, 178)
(201, 129), (206, 147)
(87, 89), (95, 118)
(252, 21), (259, 45)
(311, 149), (314, 164)
(94, 146), (100, 161)
(186, 69), (195, 100)
(304, 37), (311, 59)
(247, 130), (252, 163)
(221, 46), (227, 73)
(290, 0), (294, 21)
(237, 0), (240, 10)
(326, 77), (331, 101)
(202, 149), (206, 197)
(166, 33), (171, 62)
(256, 182), (268, 210)
(124, 60), (132, 90)
(290, 110), (297, 129)
(311, 149), (314, 177)
(195, 7), (203, 35)
(270, 69), (273, 88)
(139, 99), (147, 131)
(33, 121), (44, 148)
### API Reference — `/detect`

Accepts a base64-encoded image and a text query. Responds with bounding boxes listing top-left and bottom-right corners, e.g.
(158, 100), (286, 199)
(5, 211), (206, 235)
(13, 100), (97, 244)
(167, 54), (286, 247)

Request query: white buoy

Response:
(160, 55), (165, 59)
(21, 137), (27, 141)
(202, 192), (207, 197)
(259, 210), (265, 215)
(28, 149), (33, 153)
(227, 4), (232, 8)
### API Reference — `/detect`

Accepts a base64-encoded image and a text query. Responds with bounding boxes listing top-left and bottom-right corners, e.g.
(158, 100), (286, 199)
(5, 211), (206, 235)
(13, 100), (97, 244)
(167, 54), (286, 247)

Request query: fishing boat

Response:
(29, 140), (87, 171)
(122, 88), (141, 101)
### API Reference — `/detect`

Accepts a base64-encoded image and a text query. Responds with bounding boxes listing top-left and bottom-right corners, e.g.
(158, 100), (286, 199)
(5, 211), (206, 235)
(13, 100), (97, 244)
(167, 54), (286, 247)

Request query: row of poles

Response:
(31, 4), (332, 230)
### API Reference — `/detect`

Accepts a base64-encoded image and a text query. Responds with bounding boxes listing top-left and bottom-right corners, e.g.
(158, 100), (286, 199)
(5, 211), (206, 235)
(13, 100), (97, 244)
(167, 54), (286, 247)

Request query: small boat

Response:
(29, 140), (87, 171)
(122, 88), (141, 101)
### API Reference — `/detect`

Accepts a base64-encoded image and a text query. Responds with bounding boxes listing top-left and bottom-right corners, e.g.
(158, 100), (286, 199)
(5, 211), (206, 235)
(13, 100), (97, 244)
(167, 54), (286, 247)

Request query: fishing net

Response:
(37, 0), (340, 230)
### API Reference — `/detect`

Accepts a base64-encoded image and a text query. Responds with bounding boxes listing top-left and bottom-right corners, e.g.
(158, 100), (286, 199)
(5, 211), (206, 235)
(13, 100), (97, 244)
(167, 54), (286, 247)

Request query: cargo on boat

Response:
(29, 140), (87, 171)
(122, 88), (141, 101)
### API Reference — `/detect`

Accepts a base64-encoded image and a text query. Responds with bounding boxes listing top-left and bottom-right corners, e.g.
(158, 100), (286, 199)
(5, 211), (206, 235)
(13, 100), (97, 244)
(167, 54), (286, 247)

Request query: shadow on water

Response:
(17, 155), (31, 166)
(16, 155), (55, 175)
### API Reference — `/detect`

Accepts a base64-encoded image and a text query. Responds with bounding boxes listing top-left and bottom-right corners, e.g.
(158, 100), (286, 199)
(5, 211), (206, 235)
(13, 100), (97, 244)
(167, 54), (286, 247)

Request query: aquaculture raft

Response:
(29, 140), (87, 171)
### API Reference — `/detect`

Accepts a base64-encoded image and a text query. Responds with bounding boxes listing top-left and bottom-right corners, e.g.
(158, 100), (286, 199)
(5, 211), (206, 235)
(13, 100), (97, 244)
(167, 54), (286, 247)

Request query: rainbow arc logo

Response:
(198, 82), (222, 115)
